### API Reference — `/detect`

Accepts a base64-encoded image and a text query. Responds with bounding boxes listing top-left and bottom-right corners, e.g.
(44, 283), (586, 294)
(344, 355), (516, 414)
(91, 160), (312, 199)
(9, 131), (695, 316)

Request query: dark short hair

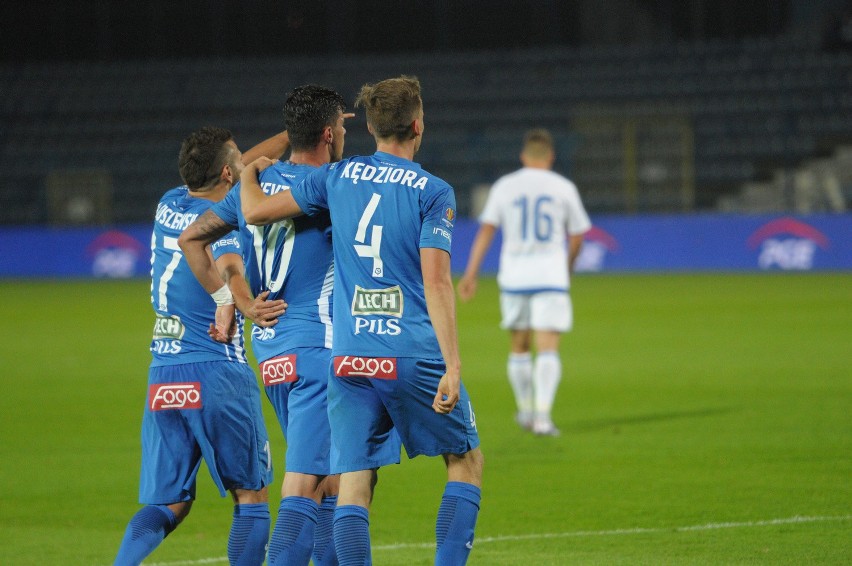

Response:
(355, 75), (422, 142)
(283, 85), (346, 151)
(178, 126), (234, 190)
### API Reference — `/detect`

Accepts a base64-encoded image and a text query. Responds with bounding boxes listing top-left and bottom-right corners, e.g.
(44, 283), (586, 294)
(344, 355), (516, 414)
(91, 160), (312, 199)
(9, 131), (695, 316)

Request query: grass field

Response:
(0, 273), (850, 565)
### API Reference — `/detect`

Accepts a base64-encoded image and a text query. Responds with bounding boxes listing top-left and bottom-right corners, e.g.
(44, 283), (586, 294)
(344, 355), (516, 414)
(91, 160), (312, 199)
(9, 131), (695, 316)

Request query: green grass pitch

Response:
(0, 273), (849, 565)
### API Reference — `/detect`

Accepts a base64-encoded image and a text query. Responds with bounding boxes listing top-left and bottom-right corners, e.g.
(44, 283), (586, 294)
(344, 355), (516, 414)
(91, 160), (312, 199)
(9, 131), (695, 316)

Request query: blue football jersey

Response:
(211, 161), (334, 363)
(149, 186), (247, 366)
(292, 151), (456, 359)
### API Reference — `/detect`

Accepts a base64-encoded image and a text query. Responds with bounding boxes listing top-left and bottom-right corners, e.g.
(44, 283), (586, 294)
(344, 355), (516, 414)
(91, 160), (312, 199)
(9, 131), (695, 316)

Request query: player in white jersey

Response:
(239, 76), (483, 566)
(458, 128), (591, 436)
(114, 127), (287, 566)
(179, 85), (352, 566)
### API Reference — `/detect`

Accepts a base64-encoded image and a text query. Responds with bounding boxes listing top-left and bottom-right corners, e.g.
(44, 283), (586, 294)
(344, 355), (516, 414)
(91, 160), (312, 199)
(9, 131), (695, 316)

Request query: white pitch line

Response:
(141, 514), (852, 565)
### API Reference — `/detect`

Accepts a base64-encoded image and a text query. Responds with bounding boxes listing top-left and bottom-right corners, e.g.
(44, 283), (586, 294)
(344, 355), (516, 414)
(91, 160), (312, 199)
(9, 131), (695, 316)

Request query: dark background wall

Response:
(3, 0), (839, 63)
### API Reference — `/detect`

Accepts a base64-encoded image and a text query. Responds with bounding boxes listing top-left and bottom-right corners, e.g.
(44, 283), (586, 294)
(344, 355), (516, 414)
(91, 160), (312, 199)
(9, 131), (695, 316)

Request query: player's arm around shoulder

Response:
(422, 247), (462, 414)
(240, 157), (302, 225)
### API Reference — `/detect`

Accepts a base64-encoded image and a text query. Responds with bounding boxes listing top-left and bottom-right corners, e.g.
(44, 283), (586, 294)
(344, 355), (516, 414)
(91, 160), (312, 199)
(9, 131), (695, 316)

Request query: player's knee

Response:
(167, 500), (193, 525)
(232, 486), (268, 505)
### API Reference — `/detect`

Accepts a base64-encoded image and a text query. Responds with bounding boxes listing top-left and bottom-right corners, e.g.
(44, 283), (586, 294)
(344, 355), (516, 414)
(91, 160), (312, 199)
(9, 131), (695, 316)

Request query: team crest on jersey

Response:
(441, 207), (456, 228)
(351, 285), (404, 317)
(153, 314), (185, 340)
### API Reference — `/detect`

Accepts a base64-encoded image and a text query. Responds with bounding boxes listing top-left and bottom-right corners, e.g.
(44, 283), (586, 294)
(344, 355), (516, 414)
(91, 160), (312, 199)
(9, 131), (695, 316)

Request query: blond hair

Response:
(522, 128), (555, 160)
(355, 75), (422, 142)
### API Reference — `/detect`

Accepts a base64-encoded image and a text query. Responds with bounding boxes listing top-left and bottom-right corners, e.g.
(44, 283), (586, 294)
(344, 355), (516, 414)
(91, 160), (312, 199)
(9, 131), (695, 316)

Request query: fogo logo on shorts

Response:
(149, 382), (202, 411)
(334, 356), (397, 380)
(260, 354), (298, 386)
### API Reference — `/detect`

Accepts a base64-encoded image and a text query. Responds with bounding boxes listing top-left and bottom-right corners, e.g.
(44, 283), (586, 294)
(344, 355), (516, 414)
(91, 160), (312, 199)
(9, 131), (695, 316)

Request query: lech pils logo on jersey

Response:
(351, 285), (404, 317)
(153, 314), (185, 340)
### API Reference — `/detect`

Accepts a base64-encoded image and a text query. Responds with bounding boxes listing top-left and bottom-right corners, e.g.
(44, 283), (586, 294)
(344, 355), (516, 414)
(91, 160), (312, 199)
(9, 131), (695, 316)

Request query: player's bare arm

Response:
(242, 130), (290, 164)
(179, 209), (233, 293)
(213, 253), (286, 337)
(458, 223), (497, 302)
(240, 157), (305, 225)
(422, 247), (462, 414)
(568, 232), (585, 274)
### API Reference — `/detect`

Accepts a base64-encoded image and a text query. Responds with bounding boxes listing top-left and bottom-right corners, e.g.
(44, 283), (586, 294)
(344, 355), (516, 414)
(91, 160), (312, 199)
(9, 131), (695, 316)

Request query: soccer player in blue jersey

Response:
(114, 126), (288, 566)
(240, 76), (484, 566)
(179, 85), (351, 566)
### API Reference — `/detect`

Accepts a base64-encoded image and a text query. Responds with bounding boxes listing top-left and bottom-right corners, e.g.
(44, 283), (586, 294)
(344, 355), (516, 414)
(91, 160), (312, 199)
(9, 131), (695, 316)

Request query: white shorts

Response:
(499, 291), (573, 332)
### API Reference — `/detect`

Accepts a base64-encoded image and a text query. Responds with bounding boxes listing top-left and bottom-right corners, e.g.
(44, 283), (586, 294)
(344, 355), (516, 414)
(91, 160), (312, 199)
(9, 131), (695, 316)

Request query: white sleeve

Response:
(478, 182), (503, 227)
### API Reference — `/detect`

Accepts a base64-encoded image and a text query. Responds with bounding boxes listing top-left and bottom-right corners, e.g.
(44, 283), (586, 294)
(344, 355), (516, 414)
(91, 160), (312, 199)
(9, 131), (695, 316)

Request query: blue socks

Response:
(333, 505), (371, 566)
(228, 503), (270, 566)
(435, 482), (481, 565)
(313, 495), (338, 565)
(114, 504), (177, 566)
(268, 496), (319, 566)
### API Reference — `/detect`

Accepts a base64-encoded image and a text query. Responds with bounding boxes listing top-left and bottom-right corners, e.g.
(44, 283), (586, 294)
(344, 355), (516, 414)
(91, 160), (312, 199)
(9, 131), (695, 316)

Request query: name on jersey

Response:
(149, 382), (202, 411)
(211, 236), (241, 252)
(260, 181), (291, 195)
(155, 203), (199, 231)
(341, 162), (428, 190)
(260, 354), (297, 386)
(153, 314), (185, 340)
(351, 285), (404, 317)
(334, 355), (397, 379)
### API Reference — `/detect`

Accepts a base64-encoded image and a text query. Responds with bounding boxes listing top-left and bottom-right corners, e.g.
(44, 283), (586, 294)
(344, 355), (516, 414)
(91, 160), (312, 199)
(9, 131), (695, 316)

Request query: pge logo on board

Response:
(575, 226), (620, 272)
(747, 217), (829, 271)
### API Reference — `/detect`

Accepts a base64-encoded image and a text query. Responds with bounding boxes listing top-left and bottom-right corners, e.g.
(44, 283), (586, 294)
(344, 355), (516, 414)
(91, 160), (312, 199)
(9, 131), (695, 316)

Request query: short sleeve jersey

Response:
(211, 162), (333, 362)
(291, 152), (456, 359)
(149, 186), (247, 366)
(479, 167), (591, 292)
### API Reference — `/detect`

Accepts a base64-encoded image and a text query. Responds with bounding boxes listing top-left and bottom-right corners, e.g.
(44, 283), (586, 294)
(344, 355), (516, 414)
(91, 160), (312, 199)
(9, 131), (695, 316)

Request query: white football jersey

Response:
(479, 167), (591, 292)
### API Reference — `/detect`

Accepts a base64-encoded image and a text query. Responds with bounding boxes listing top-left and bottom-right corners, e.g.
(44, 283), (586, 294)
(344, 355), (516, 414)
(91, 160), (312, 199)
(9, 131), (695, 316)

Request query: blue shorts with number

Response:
(139, 361), (273, 504)
(328, 356), (480, 474)
(261, 346), (336, 476)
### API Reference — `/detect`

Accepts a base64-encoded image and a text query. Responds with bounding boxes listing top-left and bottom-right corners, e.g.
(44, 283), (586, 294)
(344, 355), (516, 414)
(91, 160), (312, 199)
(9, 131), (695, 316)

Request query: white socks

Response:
(508, 351), (562, 433)
(507, 353), (534, 425)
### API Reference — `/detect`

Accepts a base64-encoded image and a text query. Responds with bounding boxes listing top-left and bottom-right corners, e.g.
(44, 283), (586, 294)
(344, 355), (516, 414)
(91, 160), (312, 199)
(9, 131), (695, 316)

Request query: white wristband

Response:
(211, 284), (234, 306)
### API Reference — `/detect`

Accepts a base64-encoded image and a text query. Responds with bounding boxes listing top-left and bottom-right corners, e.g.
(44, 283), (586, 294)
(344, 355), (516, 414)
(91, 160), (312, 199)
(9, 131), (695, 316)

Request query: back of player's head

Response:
(522, 128), (555, 160)
(355, 75), (422, 142)
(284, 84), (346, 151)
(178, 126), (234, 190)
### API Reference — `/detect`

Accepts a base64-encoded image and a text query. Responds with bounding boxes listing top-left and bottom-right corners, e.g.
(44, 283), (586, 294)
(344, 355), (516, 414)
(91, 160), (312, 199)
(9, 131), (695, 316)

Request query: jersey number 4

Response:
(354, 193), (384, 278)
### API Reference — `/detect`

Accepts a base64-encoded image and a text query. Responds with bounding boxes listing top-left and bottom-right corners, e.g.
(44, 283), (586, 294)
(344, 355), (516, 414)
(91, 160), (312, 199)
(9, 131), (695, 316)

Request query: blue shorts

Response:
(328, 356), (480, 474)
(260, 347), (335, 476)
(139, 361), (273, 504)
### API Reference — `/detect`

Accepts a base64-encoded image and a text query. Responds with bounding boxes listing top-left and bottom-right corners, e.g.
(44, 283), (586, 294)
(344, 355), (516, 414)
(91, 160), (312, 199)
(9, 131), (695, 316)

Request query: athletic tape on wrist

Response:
(211, 284), (234, 306)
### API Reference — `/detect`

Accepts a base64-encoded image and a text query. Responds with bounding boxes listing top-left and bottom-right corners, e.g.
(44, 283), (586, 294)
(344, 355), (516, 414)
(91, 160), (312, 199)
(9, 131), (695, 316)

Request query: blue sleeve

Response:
(210, 229), (243, 260)
(210, 185), (241, 227)
(291, 165), (331, 216)
(419, 181), (456, 253)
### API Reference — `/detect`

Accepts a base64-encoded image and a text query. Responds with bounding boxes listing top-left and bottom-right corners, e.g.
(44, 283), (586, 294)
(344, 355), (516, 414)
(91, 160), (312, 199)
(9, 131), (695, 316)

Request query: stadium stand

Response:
(0, 32), (850, 224)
